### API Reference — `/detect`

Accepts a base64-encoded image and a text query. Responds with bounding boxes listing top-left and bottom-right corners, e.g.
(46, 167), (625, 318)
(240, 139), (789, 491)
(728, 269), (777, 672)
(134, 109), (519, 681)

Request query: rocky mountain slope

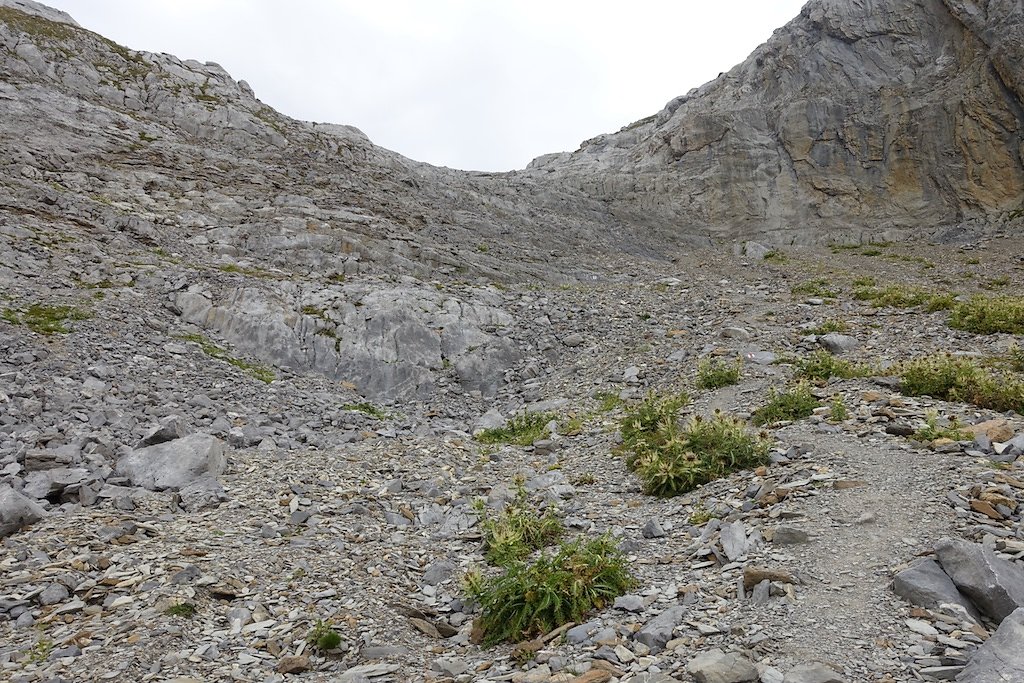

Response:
(2, 1), (1024, 682)
(533, 0), (1024, 243)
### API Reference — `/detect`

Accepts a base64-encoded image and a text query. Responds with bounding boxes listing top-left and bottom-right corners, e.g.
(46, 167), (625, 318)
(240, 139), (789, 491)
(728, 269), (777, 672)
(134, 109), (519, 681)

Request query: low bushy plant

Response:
(307, 619), (342, 651)
(476, 411), (556, 446)
(752, 383), (821, 426)
(853, 284), (955, 311)
(805, 318), (849, 335)
(626, 411), (770, 497)
(695, 357), (742, 390)
(619, 392), (690, 468)
(829, 395), (849, 422)
(899, 354), (1024, 414)
(464, 535), (634, 646)
(475, 485), (562, 566)
(795, 350), (877, 383)
(791, 278), (839, 298)
(912, 410), (970, 443)
(948, 295), (1024, 335)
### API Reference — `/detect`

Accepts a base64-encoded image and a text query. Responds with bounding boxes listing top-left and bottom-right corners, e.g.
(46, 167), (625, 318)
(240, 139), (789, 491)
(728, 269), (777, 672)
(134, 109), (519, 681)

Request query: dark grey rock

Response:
(772, 526), (810, 545)
(892, 559), (982, 622)
(613, 594), (645, 612)
(936, 538), (1024, 623)
(177, 476), (227, 511)
(641, 518), (666, 539)
(566, 619), (601, 644)
(37, 583), (69, 606)
(138, 415), (190, 447)
(634, 605), (687, 653)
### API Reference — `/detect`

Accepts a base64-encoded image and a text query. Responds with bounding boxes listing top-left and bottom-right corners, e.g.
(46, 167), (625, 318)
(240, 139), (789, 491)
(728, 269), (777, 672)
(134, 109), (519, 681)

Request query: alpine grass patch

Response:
(463, 535), (634, 646)
(948, 295), (1024, 335)
(1, 303), (90, 335)
(912, 410), (970, 444)
(791, 278), (839, 299)
(795, 350), (877, 383)
(695, 357), (742, 390)
(898, 354), (1024, 414)
(853, 284), (956, 311)
(475, 411), (557, 446)
(752, 383), (821, 426)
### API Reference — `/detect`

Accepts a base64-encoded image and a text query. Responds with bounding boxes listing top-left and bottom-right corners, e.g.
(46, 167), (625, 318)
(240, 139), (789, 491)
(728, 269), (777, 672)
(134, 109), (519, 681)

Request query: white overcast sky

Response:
(45, 1), (806, 171)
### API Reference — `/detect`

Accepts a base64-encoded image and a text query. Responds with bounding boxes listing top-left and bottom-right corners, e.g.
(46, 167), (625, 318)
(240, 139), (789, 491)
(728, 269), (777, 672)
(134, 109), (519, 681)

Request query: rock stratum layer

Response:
(533, 0), (1024, 243)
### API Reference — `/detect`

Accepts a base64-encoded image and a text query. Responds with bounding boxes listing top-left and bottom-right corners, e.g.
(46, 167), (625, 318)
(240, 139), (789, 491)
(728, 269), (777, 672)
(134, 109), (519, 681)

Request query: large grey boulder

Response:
(117, 433), (226, 491)
(892, 559), (982, 622)
(685, 649), (759, 683)
(935, 538), (1024, 623)
(784, 664), (847, 683)
(956, 607), (1024, 682)
(0, 485), (47, 537)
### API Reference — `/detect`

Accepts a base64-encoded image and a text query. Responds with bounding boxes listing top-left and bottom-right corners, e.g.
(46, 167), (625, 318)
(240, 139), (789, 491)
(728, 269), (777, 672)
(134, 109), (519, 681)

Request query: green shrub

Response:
(1009, 344), (1024, 373)
(899, 354), (981, 398)
(829, 395), (849, 422)
(752, 383), (821, 426)
(805, 318), (848, 335)
(912, 410), (970, 443)
(476, 411), (556, 446)
(464, 535), (633, 646)
(619, 392), (690, 467)
(795, 350), (876, 383)
(307, 619), (342, 650)
(792, 278), (839, 298)
(626, 411), (770, 497)
(948, 295), (1024, 335)
(475, 485), (562, 566)
(163, 602), (197, 618)
(695, 357), (742, 390)
(899, 354), (1024, 414)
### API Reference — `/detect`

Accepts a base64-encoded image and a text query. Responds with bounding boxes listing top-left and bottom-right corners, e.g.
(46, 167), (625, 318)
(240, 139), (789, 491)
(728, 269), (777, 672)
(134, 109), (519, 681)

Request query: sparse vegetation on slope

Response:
(464, 535), (633, 646)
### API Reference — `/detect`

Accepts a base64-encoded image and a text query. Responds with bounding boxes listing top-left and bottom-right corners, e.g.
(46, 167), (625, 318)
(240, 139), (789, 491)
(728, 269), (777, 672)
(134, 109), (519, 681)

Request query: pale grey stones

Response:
(685, 649), (759, 683)
(818, 333), (859, 355)
(0, 485), (46, 537)
(117, 433), (226, 491)
(783, 664), (847, 683)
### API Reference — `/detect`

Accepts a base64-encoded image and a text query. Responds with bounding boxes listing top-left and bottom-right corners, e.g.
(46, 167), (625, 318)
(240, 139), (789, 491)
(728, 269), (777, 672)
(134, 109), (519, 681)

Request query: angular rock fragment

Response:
(0, 485), (46, 537)
(634, 605), (686, 653)
(955, 607), (1024, 682)
(685, 649), (759, 683)
(935, 538), (1024, 623)
(892, 559), (981, 622)
(116, 433), (226, 490)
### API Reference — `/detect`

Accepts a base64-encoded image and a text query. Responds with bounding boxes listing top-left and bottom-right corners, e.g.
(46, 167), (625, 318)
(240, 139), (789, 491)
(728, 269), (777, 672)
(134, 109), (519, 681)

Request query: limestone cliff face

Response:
(528, 0), (1024, 243)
